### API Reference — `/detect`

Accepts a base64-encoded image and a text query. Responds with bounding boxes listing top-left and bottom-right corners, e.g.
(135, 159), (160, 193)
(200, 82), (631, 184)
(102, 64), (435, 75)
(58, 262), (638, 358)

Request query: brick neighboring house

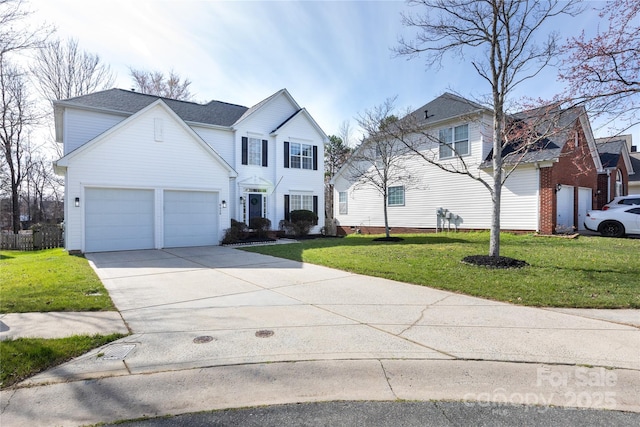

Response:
(596, 135), (638, 198)
(332, 93), (634, 235)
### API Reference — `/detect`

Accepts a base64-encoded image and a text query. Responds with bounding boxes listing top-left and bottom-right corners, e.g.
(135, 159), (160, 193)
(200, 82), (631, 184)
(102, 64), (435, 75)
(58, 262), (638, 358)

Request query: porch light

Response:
(74, 197), (80, 207)
(221, 200), (227, 208)
(556, 184), (562, 192)
(239, 196), (244, 202)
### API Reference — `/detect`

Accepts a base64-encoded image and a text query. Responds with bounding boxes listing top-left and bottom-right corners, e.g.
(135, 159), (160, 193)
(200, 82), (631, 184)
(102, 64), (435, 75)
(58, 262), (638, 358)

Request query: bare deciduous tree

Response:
(349, 98), (418, 239)
(1, 61), (41, 232)
(30, 37), (115, 102)
(129, 68), (193, 101)
(395, 0), (582, 257)
(560, 0), (639, 132)
(0, 0), (53, 57)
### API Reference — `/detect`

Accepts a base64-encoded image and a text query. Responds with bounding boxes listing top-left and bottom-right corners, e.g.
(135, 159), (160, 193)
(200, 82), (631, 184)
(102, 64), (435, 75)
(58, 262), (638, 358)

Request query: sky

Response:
(23, 0), (639, 146)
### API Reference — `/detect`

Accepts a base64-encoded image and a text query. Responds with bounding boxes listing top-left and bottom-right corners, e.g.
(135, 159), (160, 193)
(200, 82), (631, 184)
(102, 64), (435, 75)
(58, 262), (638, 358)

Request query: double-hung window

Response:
(338, 191), (348, 214)
(290, 194), (314, 211)
(291, 142), (313, 169)
(388, 186), (405, 206)
(242, 137), (268, 166)
(248, 138), (262, 165)
(439, 124), (469, 159)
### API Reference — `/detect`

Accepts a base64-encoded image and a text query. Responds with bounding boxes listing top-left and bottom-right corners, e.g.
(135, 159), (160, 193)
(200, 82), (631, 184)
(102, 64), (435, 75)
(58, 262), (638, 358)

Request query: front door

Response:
(248, 193), (263, 223)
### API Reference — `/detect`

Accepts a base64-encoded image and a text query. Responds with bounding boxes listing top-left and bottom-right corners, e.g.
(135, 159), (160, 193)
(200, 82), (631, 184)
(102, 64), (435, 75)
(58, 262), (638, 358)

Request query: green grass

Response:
(0, 248), (115, 313)
(0, 248), (124, 388)
(243, 232), (640, 308)
(0, 334), (125, 388)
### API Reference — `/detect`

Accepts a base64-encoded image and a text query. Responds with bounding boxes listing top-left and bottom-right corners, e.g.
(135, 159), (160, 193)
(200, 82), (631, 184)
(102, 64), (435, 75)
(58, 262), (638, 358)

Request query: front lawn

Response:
(0, 248), (123, 389)
(0, 334), (125, 388)
(0, 248), (115, 313)
(243, 232), (640, 308)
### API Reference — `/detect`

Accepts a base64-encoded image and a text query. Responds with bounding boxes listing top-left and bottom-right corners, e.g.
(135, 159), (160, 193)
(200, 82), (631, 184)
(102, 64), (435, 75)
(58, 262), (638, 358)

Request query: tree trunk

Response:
(383, 195), (390, 238)
(490, 106), (504, 258)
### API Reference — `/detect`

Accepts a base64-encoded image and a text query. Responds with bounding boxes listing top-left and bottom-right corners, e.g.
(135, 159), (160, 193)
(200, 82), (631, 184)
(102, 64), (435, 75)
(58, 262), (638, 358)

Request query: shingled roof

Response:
(56, 88), (249, 127)
(597, 139), (626, 168)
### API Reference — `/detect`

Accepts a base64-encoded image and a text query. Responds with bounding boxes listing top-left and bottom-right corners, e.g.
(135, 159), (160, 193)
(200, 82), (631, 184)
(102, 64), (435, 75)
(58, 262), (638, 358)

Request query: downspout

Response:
(606, 169), (611, 202)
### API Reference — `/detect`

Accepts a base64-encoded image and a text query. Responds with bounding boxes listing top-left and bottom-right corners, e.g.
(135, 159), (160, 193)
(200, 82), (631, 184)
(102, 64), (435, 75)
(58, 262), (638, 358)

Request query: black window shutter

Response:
(313, 195), (318, 225)
(284, 141), (290, 168)
(262, 140), (268, 167)
(312, 145), (318, 170)
(241, 137), (248, 165)
(284, 195), (290, 221)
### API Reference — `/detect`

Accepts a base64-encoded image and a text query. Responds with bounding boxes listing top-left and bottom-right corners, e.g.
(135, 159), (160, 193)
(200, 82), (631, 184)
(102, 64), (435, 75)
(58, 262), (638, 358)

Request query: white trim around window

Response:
(388, 186), (405, 206)
(439, 123), (469, 159)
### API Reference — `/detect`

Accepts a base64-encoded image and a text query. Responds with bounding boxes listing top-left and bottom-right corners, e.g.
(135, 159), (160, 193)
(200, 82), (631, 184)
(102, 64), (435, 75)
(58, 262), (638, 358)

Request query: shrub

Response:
(249, 217), (271, 238)
(221, 219), (248, 244)
(280, 210), (318, 238)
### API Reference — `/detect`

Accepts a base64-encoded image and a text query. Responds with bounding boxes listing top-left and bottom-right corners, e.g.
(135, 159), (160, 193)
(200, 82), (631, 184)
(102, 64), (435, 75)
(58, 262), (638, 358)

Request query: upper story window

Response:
(439, 124), (469, 159)
(242, 137), (268, 167)
(284, 141), (318, 170)
(291, 142), (313, 169)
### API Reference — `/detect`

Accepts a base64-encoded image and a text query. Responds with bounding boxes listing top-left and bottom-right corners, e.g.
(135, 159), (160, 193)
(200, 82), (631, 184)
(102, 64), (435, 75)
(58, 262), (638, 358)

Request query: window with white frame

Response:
(290, 142), (314, 169)
(338, 191), (348, 214)
(290, 194), (314, 211)
(439, 124), (469, 158)
(248, 137), (262, 166)
(388, 186), (405, 206)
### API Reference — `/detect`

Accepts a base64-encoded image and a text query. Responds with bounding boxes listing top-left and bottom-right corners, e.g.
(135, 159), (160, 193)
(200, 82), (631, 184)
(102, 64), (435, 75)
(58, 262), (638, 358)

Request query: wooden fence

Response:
(0, 226), (64, 251)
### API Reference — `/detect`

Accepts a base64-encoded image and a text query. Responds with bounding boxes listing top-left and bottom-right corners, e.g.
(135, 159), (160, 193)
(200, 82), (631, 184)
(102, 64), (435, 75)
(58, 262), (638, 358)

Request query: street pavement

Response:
(1, 245), (639, 426)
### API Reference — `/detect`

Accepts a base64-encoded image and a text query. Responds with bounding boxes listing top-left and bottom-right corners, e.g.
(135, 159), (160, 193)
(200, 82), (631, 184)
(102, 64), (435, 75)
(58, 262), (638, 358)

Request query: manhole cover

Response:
(100, 344), (135, 360)
(193, 336), (214, 344)
(255, 330), (274, 338)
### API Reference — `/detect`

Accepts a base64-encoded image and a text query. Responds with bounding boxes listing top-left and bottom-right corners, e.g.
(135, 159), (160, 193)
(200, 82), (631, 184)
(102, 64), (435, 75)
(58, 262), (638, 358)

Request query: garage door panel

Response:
(85, 188), (154, 252)
(164, 191), (218, 248)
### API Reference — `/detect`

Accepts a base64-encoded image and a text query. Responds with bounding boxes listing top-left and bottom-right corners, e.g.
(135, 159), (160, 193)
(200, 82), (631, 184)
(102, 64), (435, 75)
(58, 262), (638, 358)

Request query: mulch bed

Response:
(372, 237), (405, 242)
(461, 255), (529, 269)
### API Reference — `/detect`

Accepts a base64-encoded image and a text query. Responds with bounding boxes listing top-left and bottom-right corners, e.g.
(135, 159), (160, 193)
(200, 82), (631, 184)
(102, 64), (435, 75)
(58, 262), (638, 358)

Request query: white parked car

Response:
(602, 195), (640, 210)
(584, 206), (640, 237)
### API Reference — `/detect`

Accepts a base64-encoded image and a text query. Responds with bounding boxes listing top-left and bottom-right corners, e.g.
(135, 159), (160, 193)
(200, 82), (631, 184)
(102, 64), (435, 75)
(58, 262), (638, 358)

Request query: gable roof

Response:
(597, 139), (625, 168)
(409, 92), (487, 125)
(233, 88), (301, 126)
(55, 99), (236, 176)
(483, 105), (602, 169)
(55, 88), (249, 127)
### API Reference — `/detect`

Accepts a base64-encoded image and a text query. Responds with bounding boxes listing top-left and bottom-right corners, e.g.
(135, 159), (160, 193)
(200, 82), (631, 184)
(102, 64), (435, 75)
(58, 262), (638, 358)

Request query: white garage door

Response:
(85, 188), (155, 252)
(164, 190), (218, 248)
(556, 185), (574, 231)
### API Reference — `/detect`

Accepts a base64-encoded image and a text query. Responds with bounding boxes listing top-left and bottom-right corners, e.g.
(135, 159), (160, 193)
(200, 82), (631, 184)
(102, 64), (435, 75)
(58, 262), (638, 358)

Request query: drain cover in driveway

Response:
(100, 344), (135, 360)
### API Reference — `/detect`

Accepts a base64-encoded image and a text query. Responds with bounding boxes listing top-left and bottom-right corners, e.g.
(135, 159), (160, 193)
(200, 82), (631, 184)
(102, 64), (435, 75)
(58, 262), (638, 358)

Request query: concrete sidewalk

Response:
(1, 245), (639, 426)
(0, 312), (129, 340)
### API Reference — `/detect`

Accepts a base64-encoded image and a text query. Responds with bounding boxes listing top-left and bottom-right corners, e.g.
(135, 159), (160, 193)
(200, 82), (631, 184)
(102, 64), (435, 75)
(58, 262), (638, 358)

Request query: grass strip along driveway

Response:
(1, 249), (124, 388)
(243, 232), (640, 308)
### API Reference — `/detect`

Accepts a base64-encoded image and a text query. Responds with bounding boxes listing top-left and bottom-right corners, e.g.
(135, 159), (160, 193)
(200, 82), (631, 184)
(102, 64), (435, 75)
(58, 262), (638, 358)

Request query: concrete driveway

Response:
(5, 245), (640, 426)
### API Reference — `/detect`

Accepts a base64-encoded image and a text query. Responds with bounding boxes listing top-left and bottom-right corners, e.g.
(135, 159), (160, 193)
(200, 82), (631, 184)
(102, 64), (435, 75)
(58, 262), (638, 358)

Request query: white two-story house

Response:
(54, 88), (327, 253)
(332, 93), (632, 235)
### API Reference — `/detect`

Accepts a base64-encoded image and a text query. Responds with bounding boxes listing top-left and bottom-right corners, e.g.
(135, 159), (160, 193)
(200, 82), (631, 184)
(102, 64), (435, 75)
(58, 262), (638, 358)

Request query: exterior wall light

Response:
(75, 197), (80, 207)
(556, 184), (562, 192)
(221, 200), (227, 208)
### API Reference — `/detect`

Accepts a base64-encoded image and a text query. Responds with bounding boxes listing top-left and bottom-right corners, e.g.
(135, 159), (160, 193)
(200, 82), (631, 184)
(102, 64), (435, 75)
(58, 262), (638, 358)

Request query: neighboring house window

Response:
(388, 186), (405, 206)
(439, 124), (469, 158)
(284, 194), (318, 221)
(242, 137), (268, 166)
(338, 191), (348, 214)
(284, 141), (318, 170)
